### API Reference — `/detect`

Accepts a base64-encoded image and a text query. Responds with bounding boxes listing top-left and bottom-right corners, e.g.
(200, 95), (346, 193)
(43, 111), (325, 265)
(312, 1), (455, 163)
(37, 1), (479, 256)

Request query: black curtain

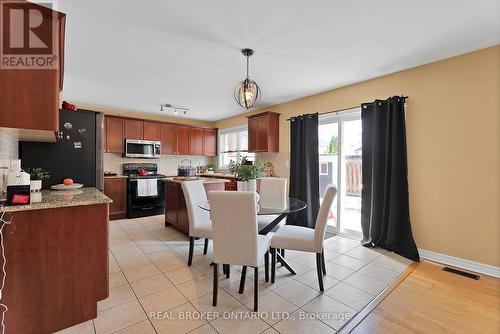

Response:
(287, 113), (320, 228)
(361, 96), (420, 262)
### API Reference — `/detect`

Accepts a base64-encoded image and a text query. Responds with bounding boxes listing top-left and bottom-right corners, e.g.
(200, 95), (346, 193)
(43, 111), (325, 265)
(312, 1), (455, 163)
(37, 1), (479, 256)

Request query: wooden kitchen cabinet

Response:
(104, 178), (127, 219)
(165, 180), (224, 235)
(190, 128), (205, 156)
(161, 123), (178, 155)
(165, 182), (179, 224)
(143, 121), (161, 140)
(0, 4), (66, 142)
(248, 111), (280, 152)
(165, 181), (188, 233)
(204, 128), (217, 156)
(124, 119), (144, 140)
(104, 115), (217, 156)
(177, 126), (191, 155)
(105, 116), (124, 153)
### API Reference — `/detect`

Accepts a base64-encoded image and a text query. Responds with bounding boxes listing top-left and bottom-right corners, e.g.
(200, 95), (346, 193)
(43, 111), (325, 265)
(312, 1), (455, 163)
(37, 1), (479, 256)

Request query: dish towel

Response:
(137, 179), (158, 197)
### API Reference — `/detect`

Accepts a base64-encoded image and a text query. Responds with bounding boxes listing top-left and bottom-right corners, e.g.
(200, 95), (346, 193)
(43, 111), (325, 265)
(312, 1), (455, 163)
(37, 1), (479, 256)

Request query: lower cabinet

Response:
(104, 178), (127, 220)
(165, 182), (189, 233)
(164, 181), (225, 234)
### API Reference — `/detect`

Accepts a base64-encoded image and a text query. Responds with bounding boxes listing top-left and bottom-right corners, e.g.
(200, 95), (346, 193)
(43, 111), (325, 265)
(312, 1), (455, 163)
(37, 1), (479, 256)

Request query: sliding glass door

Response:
(318, 108), (362, 238)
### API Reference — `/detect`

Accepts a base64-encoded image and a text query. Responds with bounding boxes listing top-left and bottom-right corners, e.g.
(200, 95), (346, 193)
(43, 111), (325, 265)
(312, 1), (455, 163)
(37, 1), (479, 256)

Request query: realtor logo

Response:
(1, 1), (59, 69)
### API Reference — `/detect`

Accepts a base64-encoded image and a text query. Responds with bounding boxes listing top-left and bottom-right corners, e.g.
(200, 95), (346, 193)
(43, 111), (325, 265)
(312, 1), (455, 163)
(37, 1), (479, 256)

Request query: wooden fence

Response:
(345, 155), (362, 197)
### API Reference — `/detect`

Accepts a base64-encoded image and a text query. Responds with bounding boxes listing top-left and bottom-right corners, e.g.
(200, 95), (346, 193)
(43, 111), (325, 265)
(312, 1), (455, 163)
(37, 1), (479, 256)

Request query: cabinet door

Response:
(143, 121), (161, 140)
(177, 126), (191, 155)
(124, 119), (143, 140)
(248, 118), (258, 152)
(256, 116), (268, 152)
(190, 128), (204, 156)
(177, 187), (189, 233)
(161, 123), (177, 155)
(105, 117), (124, 153)
(203, 129), (217, 156)
(165, 182), (178, 224)
(104, 178), (127, 219)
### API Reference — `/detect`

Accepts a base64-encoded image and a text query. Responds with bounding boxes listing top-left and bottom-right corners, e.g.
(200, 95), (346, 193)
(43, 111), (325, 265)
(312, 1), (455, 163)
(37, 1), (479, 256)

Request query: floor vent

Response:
(442, 266), (480, 280)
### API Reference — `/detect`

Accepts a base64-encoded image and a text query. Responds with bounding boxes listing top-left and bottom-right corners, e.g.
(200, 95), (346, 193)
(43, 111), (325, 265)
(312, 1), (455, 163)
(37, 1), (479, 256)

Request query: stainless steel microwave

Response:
(124, 139), (161, 159)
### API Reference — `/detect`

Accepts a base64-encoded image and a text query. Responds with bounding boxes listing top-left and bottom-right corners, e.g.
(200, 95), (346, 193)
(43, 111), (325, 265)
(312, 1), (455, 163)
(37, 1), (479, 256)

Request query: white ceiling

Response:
(58, 0), (499, 121)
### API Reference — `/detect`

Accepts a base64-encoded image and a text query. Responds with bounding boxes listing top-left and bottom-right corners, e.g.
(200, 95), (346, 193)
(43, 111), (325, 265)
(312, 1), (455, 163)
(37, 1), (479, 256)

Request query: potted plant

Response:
(27, 168), (50, 192)
(228, 157), (264, 192)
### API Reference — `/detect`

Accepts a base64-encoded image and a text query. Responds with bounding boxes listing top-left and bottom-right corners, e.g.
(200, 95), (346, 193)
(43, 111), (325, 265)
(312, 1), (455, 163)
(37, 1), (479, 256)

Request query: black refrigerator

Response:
(19, 108), (104, 190)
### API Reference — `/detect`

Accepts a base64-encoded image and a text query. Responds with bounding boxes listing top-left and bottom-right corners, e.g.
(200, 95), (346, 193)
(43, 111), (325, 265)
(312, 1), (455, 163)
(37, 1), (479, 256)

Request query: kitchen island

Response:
(1, 187), (112, 334)
(165, 177), (228, 234)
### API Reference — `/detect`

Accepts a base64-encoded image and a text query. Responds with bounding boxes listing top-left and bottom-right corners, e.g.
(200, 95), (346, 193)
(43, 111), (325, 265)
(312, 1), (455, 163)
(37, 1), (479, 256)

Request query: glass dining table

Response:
(198, 197), (307, 276)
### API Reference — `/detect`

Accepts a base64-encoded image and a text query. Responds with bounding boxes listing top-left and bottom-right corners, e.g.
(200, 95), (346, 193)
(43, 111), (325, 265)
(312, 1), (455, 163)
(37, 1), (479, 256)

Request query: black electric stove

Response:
(123, 163), (166, 218)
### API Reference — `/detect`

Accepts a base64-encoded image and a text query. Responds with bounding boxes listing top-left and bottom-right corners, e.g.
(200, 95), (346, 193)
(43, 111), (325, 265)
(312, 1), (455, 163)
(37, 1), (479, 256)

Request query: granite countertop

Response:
(104, 175), (128, 179)
(165, 177), (230, 184)
(1, 187), (112, 213)
(196, 173), (238, 179)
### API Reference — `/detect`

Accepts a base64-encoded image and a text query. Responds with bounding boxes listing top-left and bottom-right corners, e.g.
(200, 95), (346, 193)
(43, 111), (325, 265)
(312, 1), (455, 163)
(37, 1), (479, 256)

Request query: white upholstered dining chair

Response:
(181, 180), (212, 266)
(209, 191), (271, 312)
(257, 178), (288, 232)
(270, 185), (337, 291)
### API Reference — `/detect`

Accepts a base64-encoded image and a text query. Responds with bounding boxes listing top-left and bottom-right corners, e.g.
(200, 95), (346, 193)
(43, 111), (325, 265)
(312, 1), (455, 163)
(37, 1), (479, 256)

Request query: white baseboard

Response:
(418, 249), (500, 278)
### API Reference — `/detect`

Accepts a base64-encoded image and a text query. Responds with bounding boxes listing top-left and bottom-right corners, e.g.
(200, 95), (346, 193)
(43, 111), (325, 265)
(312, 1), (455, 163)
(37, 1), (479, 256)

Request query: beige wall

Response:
(214, 46), (500, 267)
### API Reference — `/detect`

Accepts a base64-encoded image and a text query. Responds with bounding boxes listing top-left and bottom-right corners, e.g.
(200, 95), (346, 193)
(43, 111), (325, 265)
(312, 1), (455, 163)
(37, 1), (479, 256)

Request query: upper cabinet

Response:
(176, 126), (191, 155)
(203, 129), (217, 156)
(190, 128), (204, 156)
(124, 119), (143, 140)
(143, 121), (161, 141)
(0, 4), (66, 142)
(160, 123), (177, 155)
(104, 115), (217, 157)
(105, 117), (124, 153)
(248, 112), (280, 153)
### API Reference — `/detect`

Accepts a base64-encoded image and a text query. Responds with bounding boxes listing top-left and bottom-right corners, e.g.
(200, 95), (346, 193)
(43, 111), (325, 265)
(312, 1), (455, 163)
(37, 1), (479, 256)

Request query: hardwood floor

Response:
(351, 261), (500, 333)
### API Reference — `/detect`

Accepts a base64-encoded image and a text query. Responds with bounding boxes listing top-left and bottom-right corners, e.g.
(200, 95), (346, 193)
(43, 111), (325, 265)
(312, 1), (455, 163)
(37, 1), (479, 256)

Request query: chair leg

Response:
(213, 263), (218, 306)
(264, 251), (269, 283)
(188, 237), (194, 266)
(316, 253), (324, 292)
(203, 238), (209, 255)
(254, 267), (259, 312)
(225, 264), (230, 279)
(239, 266), (247, 294)
(321, 248), (326, 275)
(280, 248), (285, 257)
(271, 248), (276, 284)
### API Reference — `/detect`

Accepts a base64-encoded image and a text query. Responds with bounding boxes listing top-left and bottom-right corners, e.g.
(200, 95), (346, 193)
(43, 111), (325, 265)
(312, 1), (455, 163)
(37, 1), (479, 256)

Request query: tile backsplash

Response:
(0, 130), (18, 160)
(104, 153), (214, 176)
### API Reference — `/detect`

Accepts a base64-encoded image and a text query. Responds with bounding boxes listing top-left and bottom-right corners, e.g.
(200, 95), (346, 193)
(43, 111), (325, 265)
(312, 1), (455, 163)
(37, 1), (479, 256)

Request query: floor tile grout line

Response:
(107, 219), (410, 334)
(108, 223), (160, 334)
(114, 218), (230, 333)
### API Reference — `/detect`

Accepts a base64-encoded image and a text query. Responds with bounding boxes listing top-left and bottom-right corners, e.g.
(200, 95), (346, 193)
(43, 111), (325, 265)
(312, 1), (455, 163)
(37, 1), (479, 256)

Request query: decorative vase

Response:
(30, 180), (42, 192)
(237, 179), (257, 192)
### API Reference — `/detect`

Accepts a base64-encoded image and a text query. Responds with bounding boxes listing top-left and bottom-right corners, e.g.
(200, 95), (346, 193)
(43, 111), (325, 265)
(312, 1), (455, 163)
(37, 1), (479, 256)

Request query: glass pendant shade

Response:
(234, 78), (260, 109)
(234, 48), (261, 109)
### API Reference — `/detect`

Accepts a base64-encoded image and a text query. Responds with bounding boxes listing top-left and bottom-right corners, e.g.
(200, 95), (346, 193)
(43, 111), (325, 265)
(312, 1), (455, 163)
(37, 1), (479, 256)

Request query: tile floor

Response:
(56, 215), (412, 334)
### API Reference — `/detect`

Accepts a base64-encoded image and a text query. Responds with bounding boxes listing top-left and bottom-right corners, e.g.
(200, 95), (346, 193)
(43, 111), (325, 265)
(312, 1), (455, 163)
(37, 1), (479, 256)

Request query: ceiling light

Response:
(234, 48), (261, 109)
(174, 109), (178, 115)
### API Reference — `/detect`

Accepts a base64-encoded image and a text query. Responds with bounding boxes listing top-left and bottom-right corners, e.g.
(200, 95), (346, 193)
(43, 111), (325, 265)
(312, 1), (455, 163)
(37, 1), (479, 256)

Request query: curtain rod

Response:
(286, 96), (409, 121)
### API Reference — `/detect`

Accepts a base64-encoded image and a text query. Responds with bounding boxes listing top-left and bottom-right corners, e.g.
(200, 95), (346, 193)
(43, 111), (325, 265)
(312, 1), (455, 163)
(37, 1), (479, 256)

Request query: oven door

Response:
(125, 139), (160, 158)
(127, 179), (165, 218)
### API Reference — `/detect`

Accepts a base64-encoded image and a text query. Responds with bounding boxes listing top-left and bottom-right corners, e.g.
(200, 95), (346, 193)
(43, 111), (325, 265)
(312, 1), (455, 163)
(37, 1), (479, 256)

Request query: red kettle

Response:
(138, 169), (148, 176)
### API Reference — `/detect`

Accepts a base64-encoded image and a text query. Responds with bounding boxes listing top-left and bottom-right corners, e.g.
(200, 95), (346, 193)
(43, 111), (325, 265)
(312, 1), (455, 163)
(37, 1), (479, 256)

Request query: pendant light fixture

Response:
(234, 48), (261, 109)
